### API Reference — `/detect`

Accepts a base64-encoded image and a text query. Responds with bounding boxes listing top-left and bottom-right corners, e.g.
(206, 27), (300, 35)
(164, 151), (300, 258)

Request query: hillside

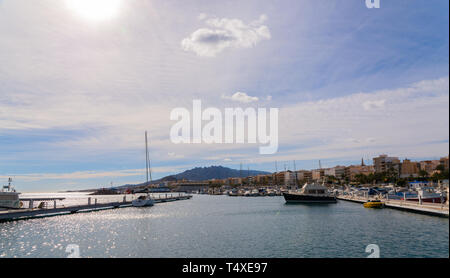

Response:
(171, 165), (270, 181)
(115, 165), (271, 189)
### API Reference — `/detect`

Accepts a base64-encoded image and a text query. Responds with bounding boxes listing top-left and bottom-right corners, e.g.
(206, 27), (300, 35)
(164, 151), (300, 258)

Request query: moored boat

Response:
(132, 131), (155, 208)
(405, 187), (446, 203)
(389, 187), (447, 203)
(363, 199), (384, 208)
(283, 183), (337, 203)
(132, 194), (154, 207)
(0, 178), (20, 209)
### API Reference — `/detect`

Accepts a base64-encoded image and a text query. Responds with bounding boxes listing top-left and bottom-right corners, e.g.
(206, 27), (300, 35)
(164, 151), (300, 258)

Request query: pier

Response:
(0, 193), (192, 222)
(337, 195), (449, 217)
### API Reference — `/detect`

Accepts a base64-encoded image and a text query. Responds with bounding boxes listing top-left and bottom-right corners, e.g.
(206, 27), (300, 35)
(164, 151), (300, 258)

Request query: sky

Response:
(0, 0), (448, 192)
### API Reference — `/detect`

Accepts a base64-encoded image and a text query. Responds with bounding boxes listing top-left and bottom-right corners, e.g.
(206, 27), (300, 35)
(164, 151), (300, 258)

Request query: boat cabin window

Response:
(0, 195), (18, 201)
(306, 189), (325, 194)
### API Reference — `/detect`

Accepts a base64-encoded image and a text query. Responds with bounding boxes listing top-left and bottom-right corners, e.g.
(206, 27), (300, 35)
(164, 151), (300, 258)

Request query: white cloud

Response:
(275, 77), (449, 159)
(195, 76), (449, 164)
(181, 14), (271, 57)
(0, 165), (192, 183)
(197, 13), (207, 20)
(168, 152), (184, 159)
(221, 92), (259, 103)
(362, 99), (386, 110)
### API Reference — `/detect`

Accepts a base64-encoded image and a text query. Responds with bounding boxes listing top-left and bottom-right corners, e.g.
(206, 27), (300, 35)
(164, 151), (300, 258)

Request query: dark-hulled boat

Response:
(283, 183), (337, 203)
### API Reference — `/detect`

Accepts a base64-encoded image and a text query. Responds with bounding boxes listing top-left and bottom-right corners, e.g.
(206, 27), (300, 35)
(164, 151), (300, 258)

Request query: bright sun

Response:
(66, 0), (122, 21)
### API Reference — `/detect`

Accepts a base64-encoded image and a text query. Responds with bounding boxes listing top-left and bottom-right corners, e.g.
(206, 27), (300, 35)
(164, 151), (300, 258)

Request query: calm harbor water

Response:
(0, 194), (448, 258)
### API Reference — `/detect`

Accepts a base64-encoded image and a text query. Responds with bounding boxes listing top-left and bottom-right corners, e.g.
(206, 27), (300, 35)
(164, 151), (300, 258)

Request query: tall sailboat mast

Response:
(275, 161), (278, 187)
(145, 131), (149, 184)
(148, 149), (152, 183)
(293, 160), (298, 187)
(145, 131), (152, 184)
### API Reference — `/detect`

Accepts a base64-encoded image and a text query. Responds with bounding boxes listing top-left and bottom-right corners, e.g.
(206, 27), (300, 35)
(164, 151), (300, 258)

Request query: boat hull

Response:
(283, 193), (337, 203)
(0, 192), (21, 209)
(364, 201), (384, 208)
(0, 200), (20, 209)
(132, 198), (154, 207)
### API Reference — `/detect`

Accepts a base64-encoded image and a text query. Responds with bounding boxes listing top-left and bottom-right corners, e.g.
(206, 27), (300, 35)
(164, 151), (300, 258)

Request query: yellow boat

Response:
(363, 200), (384, 208)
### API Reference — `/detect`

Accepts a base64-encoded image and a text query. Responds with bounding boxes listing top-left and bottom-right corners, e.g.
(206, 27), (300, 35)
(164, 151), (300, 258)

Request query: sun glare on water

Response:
(66, 0), (122, 21)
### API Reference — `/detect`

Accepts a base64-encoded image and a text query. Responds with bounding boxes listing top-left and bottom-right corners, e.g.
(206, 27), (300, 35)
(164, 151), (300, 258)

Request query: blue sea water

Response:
(0, 194), (448, 258)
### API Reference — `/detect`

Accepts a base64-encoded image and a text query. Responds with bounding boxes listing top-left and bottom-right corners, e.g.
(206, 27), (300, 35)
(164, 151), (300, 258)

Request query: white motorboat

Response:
(283, 183), (337, 203)
(0, 178), (21, 209)
(132, 194), (154, 207)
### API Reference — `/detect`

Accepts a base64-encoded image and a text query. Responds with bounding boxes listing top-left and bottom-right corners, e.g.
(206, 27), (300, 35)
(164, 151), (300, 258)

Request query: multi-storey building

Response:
(324, 166), (346, 179)
(311, 169), (325, 181)
(227, 177), (243, 185)
(254, 174), (273, 185)
(373, 154), (401, 174)
(273, 172), (285, 186)
(295, 170), (312, 183)
(419, 160), (440, 175)
(400, 159), (420, 178)
(344, 165), (375, 181)
(440, 156), (449, 170)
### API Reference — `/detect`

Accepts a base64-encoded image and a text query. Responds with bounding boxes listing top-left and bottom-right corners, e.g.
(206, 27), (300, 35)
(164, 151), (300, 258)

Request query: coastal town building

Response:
(311, 169), (325, 181)
(254, 174), (273, 185)
(286, 171), (298, 186)
(440, 156), (449, 170)
(227, 177), (242, 185)
(419, 160), (441, 175)
(345, 165), (375, 181)
(168, 154), (448, 190)
(324, 166), (346, 179)
(400, 159), (420, 178)
(373, 154), (401, 174)
(295, 170), (312, 183)
(272, 172), (285, 186)
(324, 168), (334, 177)
(275, 171), (296, 186)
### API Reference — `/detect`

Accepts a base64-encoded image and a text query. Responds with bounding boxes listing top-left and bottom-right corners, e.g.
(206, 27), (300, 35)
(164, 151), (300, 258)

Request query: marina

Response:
(0, 194), (447, 258)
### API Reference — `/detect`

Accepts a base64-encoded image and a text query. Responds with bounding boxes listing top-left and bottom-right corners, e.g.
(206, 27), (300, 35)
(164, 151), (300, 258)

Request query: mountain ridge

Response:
(117, 165), (271, 189)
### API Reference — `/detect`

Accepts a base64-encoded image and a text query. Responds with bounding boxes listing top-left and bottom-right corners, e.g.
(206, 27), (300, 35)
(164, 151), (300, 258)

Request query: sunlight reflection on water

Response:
(1, 194), (448, 258)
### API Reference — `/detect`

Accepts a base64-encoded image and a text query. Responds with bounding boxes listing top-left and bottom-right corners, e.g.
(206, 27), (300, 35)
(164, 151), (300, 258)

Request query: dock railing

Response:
(337, 193), (449, 213)
(1, 192), (193, 222)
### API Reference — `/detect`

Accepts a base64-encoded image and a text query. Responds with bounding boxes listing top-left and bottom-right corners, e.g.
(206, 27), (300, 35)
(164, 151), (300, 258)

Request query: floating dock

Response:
(337, 195), (449, 217)
(0, 194), (192, 222)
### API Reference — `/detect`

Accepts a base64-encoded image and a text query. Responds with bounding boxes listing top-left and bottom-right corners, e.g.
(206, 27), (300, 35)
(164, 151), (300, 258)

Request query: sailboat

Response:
(132, 131), (155, 207)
